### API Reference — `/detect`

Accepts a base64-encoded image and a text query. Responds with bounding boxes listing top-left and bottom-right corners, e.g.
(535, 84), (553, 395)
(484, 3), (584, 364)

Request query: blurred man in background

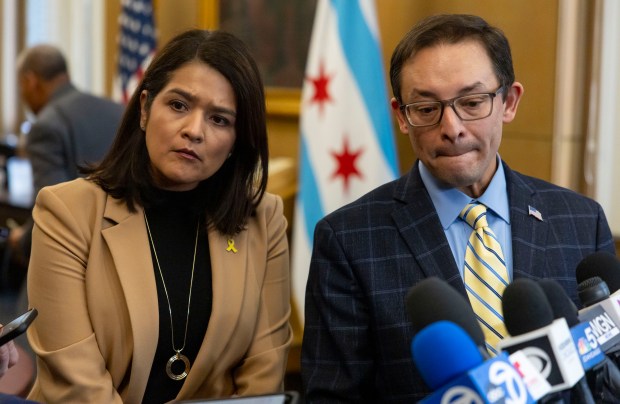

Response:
(8, 44), (124, 269)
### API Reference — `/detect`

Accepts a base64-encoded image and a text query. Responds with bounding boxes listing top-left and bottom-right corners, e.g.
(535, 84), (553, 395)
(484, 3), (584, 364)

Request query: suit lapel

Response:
(98, 192), (253, 397)
(101, 196), (159, 403)
(179, 225), (248, 395)
(504, 163), (549, 280)
(391, 164), (465, 293)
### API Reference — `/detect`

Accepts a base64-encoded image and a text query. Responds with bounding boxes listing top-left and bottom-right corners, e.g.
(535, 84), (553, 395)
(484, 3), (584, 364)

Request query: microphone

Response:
(405, 278), (550, 401)
(405, 277), (486, 352)
(574, 253), (620, 402)
(497, 278), (585, 397)
(538, 279), (620, 402)
(576, 260), (620, 360)
(412, 320), (539, 403)
(412, 320), (484, 391)
(578, 276), (610, 306)
(539, 279), (606, 370)
(576, 251), (620, 293)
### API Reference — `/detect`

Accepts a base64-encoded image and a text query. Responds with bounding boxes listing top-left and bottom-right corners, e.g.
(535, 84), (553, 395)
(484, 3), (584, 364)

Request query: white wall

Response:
(1, 0), (18, 136)
(1, 0), (107, 139)
(585, 0), (620, 237)
(552, 0), (588, 192)
(25, 0), (106, 96)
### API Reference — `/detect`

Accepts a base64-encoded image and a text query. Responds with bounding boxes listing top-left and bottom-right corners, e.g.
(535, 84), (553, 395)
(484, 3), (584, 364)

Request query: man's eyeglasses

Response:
(399, 87), (504, 127)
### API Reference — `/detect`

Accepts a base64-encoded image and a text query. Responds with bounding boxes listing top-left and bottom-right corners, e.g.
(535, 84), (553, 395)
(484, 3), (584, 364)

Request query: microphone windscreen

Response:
(405, 277), (485, 347)
(538, 279), (579, 327)
(502, 278), (554, 336)
(578, 276), (610, 308)
(576, 251), (620, 293)
(411, 320), (484, 390)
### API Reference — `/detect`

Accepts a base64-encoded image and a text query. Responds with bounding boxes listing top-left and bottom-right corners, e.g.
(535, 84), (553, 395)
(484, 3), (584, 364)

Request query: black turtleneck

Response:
(142, 187), (212, 403)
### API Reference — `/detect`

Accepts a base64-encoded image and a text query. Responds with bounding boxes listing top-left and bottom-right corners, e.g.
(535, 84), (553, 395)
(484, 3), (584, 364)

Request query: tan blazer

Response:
(26, 178), (292, 403)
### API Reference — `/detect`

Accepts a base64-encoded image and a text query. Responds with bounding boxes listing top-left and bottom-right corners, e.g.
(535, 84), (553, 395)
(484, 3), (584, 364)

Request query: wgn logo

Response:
(440, 361), (528, 404)
(587, 312), (619, 346)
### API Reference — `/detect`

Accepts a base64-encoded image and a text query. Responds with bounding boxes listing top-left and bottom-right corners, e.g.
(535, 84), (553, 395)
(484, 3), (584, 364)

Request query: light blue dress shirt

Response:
(418, 156), (513, 280)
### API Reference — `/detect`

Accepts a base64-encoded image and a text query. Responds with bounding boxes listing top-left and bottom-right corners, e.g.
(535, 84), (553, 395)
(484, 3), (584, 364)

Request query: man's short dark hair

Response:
(389, 14), (515, 104)
(17, 44), (68, 80)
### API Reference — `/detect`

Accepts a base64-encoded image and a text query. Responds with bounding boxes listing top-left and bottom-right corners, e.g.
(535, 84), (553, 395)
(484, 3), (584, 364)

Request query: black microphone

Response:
(405, 277), (486, 353)
(497, 278), (587, 402)
(578, 276), (610, 307)
(576, 251), (620, 293)
(538, 279), (617, 403)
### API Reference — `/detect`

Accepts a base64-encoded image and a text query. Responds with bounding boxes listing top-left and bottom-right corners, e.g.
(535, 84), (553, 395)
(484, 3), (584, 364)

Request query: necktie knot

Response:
(460, 202), (489, 230)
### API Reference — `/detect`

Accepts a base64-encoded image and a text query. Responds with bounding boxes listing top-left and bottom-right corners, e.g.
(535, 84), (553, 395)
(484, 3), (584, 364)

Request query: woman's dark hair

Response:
(390, 14), (514, 104)
(85, 29), (268, 235)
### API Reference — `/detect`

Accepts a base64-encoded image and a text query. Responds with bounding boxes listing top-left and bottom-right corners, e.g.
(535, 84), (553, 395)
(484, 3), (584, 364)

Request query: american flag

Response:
(113, 0), (157, 104)
(528, 205), (543, 221)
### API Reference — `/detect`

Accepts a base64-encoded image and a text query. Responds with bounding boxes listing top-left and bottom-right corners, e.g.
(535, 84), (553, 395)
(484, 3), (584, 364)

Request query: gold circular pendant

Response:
(166, 353), (191, 380)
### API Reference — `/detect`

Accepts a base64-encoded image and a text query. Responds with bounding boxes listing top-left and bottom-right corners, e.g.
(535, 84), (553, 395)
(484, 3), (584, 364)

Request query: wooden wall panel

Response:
(376, 0), (559, 180)
(104, 0), (121, 98)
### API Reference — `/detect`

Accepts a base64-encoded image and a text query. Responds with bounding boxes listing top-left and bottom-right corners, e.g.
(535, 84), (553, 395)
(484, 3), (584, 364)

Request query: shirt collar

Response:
(419, 156), (510, 229)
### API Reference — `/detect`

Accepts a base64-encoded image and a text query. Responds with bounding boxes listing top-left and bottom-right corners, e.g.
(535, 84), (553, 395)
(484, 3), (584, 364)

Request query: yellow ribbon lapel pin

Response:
(226, 239), (238, 253)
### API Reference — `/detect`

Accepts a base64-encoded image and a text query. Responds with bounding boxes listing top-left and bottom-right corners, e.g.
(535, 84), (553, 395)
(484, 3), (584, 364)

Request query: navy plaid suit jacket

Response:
(301, 160), (616, 403)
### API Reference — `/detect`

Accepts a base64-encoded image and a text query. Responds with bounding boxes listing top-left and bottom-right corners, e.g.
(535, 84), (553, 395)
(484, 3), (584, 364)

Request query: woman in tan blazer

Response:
(26, 29), (292, 403)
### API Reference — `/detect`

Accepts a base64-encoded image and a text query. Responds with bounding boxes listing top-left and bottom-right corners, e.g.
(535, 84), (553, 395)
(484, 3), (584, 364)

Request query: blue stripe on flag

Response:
(331, 0), (398, 177)
(299, 134), (325, 241)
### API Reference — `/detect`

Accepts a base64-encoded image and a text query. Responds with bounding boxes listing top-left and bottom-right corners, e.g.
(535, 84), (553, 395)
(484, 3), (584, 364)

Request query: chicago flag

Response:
(291, 0), (399, 322)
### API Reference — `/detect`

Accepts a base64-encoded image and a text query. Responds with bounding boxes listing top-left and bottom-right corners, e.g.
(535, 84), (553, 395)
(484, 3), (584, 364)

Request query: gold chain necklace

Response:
(144, 212), (200, 381)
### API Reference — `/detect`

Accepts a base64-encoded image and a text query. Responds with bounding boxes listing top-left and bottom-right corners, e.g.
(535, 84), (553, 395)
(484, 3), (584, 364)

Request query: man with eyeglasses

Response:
(301, 14), (615, 402)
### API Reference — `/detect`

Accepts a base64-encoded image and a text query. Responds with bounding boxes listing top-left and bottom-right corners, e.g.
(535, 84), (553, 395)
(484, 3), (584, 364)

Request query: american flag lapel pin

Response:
(528, 205), (543, 221)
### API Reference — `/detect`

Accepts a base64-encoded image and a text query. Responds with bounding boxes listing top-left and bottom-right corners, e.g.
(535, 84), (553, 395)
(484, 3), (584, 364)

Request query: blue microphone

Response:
(412, 320), (536, 404)
(412, 320), (484, 390)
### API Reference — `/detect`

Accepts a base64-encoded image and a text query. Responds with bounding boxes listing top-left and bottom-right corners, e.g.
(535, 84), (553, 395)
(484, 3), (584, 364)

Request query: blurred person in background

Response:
(9, 44), (124, 269)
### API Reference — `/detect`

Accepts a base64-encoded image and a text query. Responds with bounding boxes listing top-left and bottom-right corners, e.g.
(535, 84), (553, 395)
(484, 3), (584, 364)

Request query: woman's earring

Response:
(227, 152), (232, 159)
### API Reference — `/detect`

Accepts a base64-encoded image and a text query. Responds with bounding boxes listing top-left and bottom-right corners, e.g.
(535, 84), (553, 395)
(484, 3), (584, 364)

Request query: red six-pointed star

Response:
(331, 136), (363, 193)
(306, 61), (333, 114)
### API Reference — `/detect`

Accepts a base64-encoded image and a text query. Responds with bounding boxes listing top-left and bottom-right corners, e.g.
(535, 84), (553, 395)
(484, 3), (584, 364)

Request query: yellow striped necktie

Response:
(460, 202), (509, 355)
